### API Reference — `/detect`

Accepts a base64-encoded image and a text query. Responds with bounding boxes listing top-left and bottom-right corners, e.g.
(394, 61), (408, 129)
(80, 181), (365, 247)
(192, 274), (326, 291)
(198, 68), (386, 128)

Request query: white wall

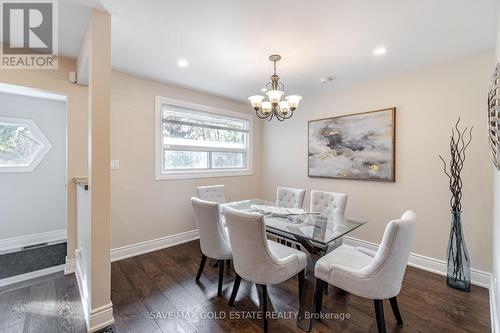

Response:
(261, 51), (493, 272)
(0, 92), (66, 246)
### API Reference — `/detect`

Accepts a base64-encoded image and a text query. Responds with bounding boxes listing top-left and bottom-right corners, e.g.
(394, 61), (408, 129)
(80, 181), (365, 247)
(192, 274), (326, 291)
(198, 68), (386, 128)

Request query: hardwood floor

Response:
(0, 271), (86, 333)
(109, 241), (491, 333)
(0, 240), (491, 332)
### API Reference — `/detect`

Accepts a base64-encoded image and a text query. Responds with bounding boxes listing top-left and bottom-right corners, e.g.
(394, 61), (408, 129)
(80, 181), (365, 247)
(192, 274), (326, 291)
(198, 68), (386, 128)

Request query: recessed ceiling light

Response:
(177, 59), (189, 67)
(373, 47), (387, 56)
(320, 76), (335, 84)
(261, 88), (267, 92)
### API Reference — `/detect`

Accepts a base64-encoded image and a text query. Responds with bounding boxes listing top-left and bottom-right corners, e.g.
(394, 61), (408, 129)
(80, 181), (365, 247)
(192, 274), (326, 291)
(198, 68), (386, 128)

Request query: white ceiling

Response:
(60, 0), (500, 101)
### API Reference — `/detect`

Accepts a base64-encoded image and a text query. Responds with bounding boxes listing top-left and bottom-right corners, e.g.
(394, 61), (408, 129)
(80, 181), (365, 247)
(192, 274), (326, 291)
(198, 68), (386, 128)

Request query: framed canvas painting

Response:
(308, 108), (396, 182)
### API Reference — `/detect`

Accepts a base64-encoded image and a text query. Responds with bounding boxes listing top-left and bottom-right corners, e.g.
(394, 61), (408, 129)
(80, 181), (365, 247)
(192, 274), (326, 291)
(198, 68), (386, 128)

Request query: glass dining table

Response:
(222, 199), (368, 332)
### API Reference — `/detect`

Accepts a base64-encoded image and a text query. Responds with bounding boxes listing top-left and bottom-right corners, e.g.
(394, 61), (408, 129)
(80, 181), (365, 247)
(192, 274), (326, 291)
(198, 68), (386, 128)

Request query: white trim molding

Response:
(0, 229), (67, 254)
(0, 264), (65, 288)
(0, 264), (64, 287)
(343, 236), (491, 289)
(88, 302), (114, 332)
(75, 259), (90, 328)
(491, 277), (499, 333)
(111, 229), (199, 262)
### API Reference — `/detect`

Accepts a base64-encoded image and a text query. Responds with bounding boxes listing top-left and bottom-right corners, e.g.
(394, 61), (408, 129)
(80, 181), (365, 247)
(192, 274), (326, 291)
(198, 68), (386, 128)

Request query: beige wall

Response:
(87, 8), (112, 324)
(110, 71), (262, 249)
(261, 51), (493, 272)
(0, 57), (88, 263)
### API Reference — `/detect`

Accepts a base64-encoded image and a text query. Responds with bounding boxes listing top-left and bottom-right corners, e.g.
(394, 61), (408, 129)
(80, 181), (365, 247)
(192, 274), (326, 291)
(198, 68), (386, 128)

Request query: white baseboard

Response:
(65, 257), (76, 275)
(75, 258), (114, 332)
(0, 264), (65, 288)
(110, 229), (199, 262)
(75, 259), (90, 329)
(491, 277), (499, 333)
(88, 302), (114, 332)
(0, 229), (67, 254)
(343, 236), (491, 289)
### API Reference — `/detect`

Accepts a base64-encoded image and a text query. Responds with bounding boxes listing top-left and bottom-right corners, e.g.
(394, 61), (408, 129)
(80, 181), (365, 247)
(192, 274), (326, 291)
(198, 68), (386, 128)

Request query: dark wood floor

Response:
(0, 240), (491, 332)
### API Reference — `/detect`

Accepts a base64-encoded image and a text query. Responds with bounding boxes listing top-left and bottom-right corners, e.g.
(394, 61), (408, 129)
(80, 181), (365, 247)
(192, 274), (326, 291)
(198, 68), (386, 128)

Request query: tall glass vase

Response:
(446, 210), (471, 291)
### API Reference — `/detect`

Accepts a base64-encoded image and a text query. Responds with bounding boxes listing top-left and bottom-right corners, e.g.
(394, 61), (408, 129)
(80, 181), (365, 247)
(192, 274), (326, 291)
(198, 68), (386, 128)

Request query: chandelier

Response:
(248, 54), (302, 121)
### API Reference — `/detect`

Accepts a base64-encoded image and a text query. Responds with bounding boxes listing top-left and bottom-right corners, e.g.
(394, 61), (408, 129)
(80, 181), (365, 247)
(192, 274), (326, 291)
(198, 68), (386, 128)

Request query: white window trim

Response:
(0, 116), (53, 173)
(155, 96), (253, 180)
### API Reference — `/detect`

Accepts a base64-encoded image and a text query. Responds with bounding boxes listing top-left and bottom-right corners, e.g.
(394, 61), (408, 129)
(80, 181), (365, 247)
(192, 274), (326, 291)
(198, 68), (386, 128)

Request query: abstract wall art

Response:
(308, 108), (396, 181)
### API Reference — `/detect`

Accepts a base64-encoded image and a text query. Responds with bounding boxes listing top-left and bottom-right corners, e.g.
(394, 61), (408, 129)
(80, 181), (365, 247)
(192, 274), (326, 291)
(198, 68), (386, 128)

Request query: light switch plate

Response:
(110, 160), (120, 170)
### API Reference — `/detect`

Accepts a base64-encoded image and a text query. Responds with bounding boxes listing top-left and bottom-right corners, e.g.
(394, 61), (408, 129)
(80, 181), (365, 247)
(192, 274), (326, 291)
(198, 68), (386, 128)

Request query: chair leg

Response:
(298, 269), (305, 304)
(374, 299), (386, 333)
(258, 284), (269, 333)
(226, 259), (231, 267)
(314, 278), (324, 314)
(195, 254), (207, 281)
(389, 297), (403, 326)
(217, 260), (224, 297)
(228, 274), (242, 306)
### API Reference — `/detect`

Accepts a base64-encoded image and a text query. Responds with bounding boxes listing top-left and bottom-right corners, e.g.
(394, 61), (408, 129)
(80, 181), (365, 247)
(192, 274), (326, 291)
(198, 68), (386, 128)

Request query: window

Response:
(0, 116), (52, 172)
(155, 97), (252, 180)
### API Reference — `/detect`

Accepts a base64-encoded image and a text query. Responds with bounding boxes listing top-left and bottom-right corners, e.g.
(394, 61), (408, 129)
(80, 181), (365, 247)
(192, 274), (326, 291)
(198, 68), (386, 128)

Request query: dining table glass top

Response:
(223, 199), (367, 246)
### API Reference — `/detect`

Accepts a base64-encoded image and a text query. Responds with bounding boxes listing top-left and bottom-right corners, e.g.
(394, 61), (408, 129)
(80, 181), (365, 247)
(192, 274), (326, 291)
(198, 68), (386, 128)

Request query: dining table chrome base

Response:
(293, 235), (326, 332)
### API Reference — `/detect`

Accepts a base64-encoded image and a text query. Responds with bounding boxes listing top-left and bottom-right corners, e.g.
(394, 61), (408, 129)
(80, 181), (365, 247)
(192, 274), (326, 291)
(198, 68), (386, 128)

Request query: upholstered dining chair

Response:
(276, 186), (306, 208)
(191, 197), (232, 297)
(197, 185), (226, 204)
(310, 190), (348, 252)
(222, 205), (307, 333)
(276, 186), (307, 247)
(314, 211), (417, 333)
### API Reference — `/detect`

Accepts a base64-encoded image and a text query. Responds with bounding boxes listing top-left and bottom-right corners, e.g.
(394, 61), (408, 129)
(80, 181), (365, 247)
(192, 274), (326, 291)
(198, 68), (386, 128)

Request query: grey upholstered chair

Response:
(222, 205), (307, 333)
(310, 190), (348, 251)
(197, 185), (226, 204)
(191, 197), (232, 297)
(314, 211), (417, 333)
(276, 186), (306, 208)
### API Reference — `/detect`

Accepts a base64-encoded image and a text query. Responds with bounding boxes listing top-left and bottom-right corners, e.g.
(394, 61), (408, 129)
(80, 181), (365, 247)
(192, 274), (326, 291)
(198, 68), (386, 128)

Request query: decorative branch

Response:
(438, 118), (473, 213)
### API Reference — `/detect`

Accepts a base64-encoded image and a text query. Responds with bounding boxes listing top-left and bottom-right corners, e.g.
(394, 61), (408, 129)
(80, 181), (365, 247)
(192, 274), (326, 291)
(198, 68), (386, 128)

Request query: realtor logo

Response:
(1, 0), (58, 69)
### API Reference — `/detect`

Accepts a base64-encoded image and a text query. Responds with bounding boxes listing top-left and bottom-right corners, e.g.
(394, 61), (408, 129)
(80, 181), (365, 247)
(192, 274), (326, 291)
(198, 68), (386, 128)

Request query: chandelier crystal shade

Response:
(248, 55), (302, 121)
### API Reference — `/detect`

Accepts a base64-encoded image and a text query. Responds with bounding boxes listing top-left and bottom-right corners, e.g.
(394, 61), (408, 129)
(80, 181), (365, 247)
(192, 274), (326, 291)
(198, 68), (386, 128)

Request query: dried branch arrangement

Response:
(438, 118), (473, 212)
(439, 117), (473, 291)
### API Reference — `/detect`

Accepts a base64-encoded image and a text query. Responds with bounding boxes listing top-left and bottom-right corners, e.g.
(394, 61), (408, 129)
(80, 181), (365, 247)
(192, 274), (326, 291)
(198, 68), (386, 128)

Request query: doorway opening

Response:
(0, 84), (68, 287)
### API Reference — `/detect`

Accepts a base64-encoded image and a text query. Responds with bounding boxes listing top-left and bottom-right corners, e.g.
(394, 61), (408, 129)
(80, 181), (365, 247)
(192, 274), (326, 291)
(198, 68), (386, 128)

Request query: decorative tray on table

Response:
(250, 205), (308, 217)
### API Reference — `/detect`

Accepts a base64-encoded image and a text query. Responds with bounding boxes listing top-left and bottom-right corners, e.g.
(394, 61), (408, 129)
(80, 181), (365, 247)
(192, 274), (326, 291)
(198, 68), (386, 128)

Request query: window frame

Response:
(155, 96), (253, 180)
(0, 116), (53, 173)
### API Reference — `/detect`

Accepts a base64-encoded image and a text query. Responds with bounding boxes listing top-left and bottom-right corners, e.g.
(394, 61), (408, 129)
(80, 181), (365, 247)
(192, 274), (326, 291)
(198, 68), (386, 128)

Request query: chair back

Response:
(191, 197), (231, 259)
(276, 186), (306, 208)
(365, 211), (417, 296)
(197, 185), (226, 204)
(310, 190), (348, 217)
(222, 206), (283, 283)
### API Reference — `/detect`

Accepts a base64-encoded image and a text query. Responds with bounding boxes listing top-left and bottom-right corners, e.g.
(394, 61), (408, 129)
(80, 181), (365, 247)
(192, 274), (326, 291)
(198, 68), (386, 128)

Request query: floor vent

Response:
(22, 242), (49, 250)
